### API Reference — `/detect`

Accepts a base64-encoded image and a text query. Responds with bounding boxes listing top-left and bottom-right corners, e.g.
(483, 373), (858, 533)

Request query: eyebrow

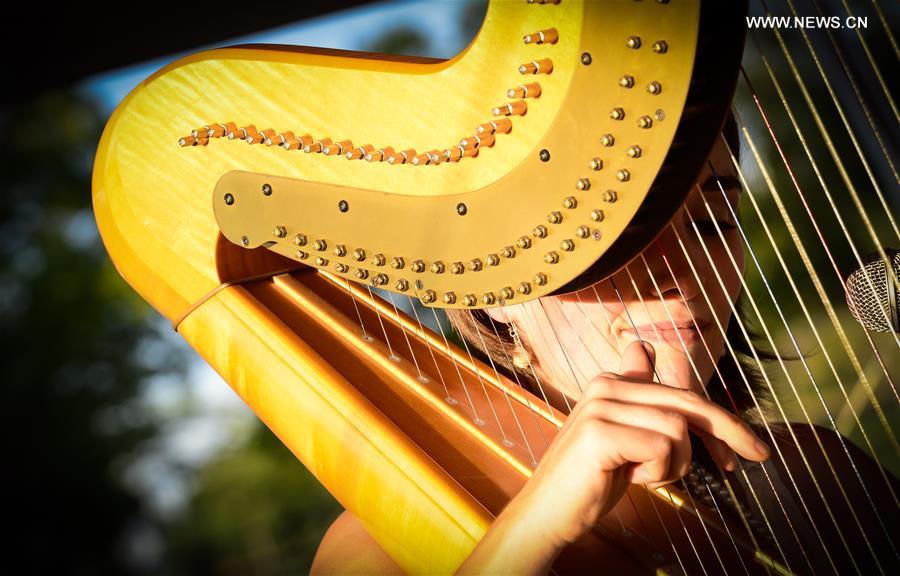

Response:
(699, 174), (743, 195)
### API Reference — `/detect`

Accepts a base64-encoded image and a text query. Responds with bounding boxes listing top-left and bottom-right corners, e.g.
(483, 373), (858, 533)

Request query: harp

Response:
(92, 0), (899, 573)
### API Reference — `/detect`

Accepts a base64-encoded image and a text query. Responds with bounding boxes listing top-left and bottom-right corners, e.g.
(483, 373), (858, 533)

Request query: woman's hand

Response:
(457, 340), (771, 575)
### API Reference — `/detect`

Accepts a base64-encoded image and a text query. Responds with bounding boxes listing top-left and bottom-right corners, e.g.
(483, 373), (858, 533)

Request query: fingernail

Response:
(754, 440), (770, 459)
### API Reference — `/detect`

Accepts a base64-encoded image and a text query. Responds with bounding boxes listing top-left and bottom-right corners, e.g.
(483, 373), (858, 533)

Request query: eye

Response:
(695, 218), (738, 236)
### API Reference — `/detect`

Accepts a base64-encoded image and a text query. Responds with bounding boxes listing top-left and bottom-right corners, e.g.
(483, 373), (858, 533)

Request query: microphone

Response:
(845, 248), (900, 333)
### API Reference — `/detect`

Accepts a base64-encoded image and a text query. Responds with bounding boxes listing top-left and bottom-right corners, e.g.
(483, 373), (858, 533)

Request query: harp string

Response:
(628, 252), (800, 572)
(471, 317), (536, 457)
(868, 0), (900, 61)
(607, 276), (716, 575)
(649, 245), (798, 566)
(810, 0), (899, 185)
(740, 127), (900, 445)
(755, 1), (900, 244)
(680, 204), (850, 574)
(701, 181), (898, 562)
(689, 187), (884, 571)
(406, 296), (453, 403)
(835, 0), (900, 124)
(385, 291), (426, 381)
(622, 264), (740, 575)
(709, 157), (900, 509)
(485, 314), (549, 462)
(721, 131), (900, 471)
(741, 58), (900, 345)
(665, 222), (818, 573)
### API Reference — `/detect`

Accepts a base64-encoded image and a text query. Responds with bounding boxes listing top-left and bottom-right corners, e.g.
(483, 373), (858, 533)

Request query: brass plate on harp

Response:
(211, 1), (704, 309)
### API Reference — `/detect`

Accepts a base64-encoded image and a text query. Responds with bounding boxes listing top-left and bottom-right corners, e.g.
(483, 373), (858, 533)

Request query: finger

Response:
(699, 431), (738, 472)
(618, 340), (656, 381)
(587, 381), (769, 461)
(583, 399), (692, 479)
(591, 421), (672, 485)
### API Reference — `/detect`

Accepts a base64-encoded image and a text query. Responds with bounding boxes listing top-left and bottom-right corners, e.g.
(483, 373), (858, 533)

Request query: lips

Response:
(621, 320), (711, 347)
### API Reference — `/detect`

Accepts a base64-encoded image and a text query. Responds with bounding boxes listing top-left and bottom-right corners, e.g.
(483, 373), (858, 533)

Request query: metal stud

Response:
(463, 294), (477, 307)
(626, 145), (642, 158)
(224, 193), (235, 205)
(560, 239), (575, 251)
(590, 157), (603, 171)
(502, 246), (517, 258)
(391, 257), (404, 269)
(482, 293), (497, 305)
(617, 169), (631, 182)
(451, 262), (465, 274)
(533, 225), (548, 238)
(315, 256), (329, 266)
(335, 263), (349, 273)
(486, 253), (500, 266)
(609, 108), (625, 120)
(498, 287), (513, 301)
(576, 225), (591, 238)
(600, 133), (615, 147)
(603, 190), (619, 203)
(411, 260), (426, 273)
(591, 209), (605, 221)
(638, 115), (653, 129)
(372, 253), (386, 266)
(518, 282), (532, 295)
(355, 269), (369, 280)
(547, 211), (563, 224)
(647, 81), (662, 95)
(396, 279), (409, 291)
(544, 251), (559, 264)
(272, 225), (287, 238)
(430, 261), (445, 274)
(619, 75), (635, 88)
(373, 273), (388, 286)
(314, 239), (327, 251)
(468, 258), (483, 271)
(442, 292), (456, 304)
(562, 196), (578, 209)
(626, 36), (641, 49)
(652, 40), (668, 54)
(576, 178), (591, 191)
(516, 236), (532, 249)
(533, 273), (548, 286)
(332, 244), (347, 257)
(352, 248), (366, 261)
(295, 250), (309, 260)
(421, 290), (436, 304)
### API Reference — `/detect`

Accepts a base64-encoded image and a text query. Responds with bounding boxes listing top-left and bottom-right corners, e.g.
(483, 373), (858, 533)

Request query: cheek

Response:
(710, 233), (744, 303)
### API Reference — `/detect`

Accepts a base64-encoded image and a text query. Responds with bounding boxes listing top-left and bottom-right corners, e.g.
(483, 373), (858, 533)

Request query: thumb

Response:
(618, 340), (655, 380)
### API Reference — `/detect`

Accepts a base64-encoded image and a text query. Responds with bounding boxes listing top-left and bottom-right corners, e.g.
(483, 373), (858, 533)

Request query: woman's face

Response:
(490, 138), (745, 407)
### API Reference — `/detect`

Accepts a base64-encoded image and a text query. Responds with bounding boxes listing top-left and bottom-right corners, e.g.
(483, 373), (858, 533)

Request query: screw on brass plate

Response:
(262, 183), (272, 196)
(224, 193), (234, 205)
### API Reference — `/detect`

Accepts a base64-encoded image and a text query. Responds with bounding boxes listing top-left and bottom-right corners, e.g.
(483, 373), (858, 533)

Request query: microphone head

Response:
(845, 248), (900, 333)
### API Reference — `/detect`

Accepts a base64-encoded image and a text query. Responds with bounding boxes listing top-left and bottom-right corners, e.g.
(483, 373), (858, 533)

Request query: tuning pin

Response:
(223, 123), (239, 139)
(444, 147), (463, 162)
(411, 153), (431, 166)
(518, 58), (553, 75)
(323, 139), (353, 156)
(304, 137), (333, 153)
(507, 82), (542, 99)
(522, 28), (558, 45)
(242, 126), (264, 144)
(230, 125), (258, 142)
(365, 146), (394, 162)
(178, 135), (197, 147)
(476, 118), (512, 135)
(276, 131), (296, 149)
(426, 149), (444, 165)
(207, 123), (227, 138)
(460, 133), (495, 149)
(346, 143), (374, 160)
(387, 148), (416, 165)
(260, 128), (278, 145)
(195, 137), (209, 146)
(492, 101), (528, 116)
(191, 126), (210, 139)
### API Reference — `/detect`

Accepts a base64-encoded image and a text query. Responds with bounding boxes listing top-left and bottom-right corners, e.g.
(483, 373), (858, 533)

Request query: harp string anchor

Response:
(523, 28), (558, 45)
